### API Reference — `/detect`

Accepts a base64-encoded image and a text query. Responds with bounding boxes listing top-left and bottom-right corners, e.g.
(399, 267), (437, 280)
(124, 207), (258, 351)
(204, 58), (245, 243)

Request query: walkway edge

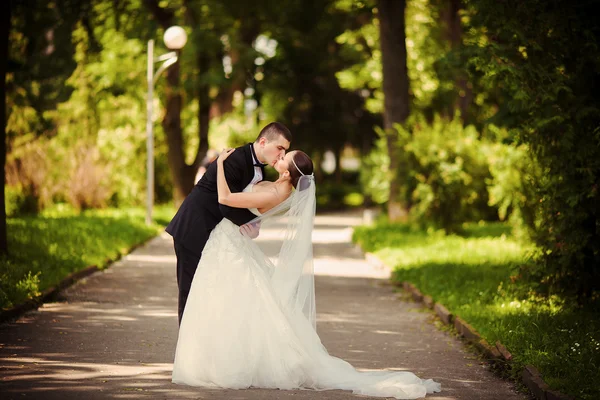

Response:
(363, 251), (575, 400)
(0, 235), (158, 325)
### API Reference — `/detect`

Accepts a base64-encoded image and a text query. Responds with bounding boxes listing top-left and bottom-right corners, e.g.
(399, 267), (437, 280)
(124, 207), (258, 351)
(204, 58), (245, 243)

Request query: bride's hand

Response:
(217, 148), (235, 165)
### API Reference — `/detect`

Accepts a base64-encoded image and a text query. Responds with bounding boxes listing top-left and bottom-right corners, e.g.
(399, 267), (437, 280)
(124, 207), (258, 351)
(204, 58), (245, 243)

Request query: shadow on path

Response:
(0, 212), (528, 400)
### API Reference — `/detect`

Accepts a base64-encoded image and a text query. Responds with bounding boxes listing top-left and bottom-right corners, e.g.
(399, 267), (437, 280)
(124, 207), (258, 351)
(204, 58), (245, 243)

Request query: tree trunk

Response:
(145, 0), (214, 206)
(191, 50), (211, 188)
(378, 0), (410, 222)
(441, 0), (471, 120)
(209, 47), (241, 119)
(313, 150), (323, 183)
(334, 144), (343, 184)
(0, 0), (10, 255)
(143, 0), (190, 206)
(361, 131), (374, 208)
(209, 18), (259, 119)
(162, 60), (195, 207)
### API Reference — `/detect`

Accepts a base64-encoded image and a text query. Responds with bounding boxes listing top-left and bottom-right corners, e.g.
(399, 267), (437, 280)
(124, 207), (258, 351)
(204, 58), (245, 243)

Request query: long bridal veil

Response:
(175, 175), (440, 398)
(241, 174), (317, 330)
(238, 175), (441, 399)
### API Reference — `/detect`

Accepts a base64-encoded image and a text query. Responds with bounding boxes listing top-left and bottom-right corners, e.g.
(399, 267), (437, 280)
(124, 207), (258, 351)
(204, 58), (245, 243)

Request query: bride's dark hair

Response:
(289, 151), (313, 190)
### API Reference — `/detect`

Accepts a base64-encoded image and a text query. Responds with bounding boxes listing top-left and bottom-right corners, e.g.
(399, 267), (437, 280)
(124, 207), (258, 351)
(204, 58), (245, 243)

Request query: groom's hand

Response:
(240, 221), (261, 239)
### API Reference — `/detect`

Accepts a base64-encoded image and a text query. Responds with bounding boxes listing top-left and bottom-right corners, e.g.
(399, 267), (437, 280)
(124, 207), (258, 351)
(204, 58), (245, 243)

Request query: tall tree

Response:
(440, 0), (471, 120)
(259, 0), (379, 183)
(8, 0), (92, 140)
(144, 0), (262, 205)
(378, 0), (410, 221)
(143, 0), (190, 205)
(464, 0), (600, 302)
(0, 0), (10, 255)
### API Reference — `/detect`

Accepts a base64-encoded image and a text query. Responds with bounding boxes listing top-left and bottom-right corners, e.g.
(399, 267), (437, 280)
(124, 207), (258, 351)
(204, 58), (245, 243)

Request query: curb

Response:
(365, 252), (575, 400)
(0, 234), (157, 324)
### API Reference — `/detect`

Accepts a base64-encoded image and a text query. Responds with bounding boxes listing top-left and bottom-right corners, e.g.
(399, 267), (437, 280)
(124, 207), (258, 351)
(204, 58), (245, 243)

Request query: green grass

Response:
(0, 205), (175, 309)
(353, 221), (600, 400)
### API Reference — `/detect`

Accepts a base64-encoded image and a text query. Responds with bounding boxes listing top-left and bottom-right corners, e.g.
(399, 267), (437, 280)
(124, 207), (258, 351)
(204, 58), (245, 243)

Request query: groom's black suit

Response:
(166, 143), (263, 324)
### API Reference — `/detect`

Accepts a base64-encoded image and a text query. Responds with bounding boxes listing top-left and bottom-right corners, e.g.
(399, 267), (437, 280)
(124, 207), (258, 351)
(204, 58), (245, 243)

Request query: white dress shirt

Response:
(250, 147), (263, 185)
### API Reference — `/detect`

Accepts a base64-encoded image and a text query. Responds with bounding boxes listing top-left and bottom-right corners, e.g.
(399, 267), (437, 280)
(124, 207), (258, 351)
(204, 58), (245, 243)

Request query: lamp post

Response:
(146, 26), (187, 225)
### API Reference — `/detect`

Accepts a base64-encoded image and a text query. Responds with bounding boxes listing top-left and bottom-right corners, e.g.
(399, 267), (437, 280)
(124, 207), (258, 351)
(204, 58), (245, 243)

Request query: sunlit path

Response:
(0, 212), (526, 399)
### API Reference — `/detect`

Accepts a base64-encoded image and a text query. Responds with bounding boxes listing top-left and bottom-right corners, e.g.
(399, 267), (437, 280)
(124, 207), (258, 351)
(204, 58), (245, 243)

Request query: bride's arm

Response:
(217, 149), (278, 209)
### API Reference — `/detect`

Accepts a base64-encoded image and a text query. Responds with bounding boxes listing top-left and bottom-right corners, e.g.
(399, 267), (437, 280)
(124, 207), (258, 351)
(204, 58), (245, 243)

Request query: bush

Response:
(5, 132), (148, 213)
(66, 143), (111, 210)
(4, 185), (39, 217)
(464, 0), (600, 303)
(97, 125), (147, 207)
(5, 139), (53, 212)
(0, 263), (41, 308)
(485, 137), (541, 241)
(402, 115), (496, 232)
(361, 115), (497, 233)
(360, 133), (391, 205)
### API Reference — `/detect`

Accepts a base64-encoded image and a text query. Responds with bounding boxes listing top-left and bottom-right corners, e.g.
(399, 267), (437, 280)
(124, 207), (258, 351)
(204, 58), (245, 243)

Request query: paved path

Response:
(0, 213), (528, 399)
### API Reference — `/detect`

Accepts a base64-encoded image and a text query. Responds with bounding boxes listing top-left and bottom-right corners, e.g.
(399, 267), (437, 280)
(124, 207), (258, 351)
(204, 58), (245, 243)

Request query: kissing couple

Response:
(165, 122), (441, 399)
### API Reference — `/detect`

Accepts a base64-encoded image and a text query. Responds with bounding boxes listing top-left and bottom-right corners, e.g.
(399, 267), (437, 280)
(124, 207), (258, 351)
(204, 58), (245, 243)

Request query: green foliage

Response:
(485, 137), (541, 240)
(0, 266), (41, 310)
(6, 135), (117, 211)
(316, 181), (364, 211)
(55, 21), (149, 207)
(4, 185), (39, 217)
(463, 0), (600, 302)
(353, 222), (600, 400)
(0, 205), (174, 309)
(5, 138), (54, 211)
(6, 2), (166, 209)
(14, 271), (41, 301)
(6, 0), (597, 308)
(335, 0), (446, 115)
(335, 4), (383, 114)
(359, 129), (390, 204)
(257, 0), (379, 157)
(6, 0), (87, 139)
(361, 115), (497, 232)
(217, 114), (260, 149)
(402, 116), (495, 232)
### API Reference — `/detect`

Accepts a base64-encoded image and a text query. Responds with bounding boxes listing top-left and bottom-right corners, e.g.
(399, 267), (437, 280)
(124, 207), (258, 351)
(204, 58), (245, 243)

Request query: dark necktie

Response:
(249, 144), (267, 168)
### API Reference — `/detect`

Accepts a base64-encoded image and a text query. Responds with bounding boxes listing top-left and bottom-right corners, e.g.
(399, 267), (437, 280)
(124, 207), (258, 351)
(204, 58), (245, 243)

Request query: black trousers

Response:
(174, 241), (201, 325)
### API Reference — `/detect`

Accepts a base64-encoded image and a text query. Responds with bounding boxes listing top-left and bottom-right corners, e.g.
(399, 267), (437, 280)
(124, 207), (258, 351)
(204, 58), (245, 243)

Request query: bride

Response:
(172, 149), (441, 399)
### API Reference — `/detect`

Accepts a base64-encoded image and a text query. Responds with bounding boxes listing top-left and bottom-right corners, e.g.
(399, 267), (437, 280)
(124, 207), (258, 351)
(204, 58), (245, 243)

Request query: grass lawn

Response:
(0, 205), (175, 310)
(353, 221), (600, 400)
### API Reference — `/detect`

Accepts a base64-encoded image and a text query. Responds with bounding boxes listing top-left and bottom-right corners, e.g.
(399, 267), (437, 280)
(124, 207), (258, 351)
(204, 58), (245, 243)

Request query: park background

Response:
(1, 1), (598, 399)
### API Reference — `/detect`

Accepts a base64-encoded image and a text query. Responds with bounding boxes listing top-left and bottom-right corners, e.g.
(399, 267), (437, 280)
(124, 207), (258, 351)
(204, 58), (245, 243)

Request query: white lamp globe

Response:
(163, 26), (187, 50)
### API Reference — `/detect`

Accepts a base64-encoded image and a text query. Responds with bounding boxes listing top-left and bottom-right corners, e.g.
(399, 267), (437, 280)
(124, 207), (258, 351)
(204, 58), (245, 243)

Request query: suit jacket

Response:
(166, 143), (261, 257)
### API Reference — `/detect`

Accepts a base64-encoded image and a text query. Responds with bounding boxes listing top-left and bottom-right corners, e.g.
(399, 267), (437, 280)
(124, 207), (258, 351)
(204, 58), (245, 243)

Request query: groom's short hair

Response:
(256, 122), (292, 143)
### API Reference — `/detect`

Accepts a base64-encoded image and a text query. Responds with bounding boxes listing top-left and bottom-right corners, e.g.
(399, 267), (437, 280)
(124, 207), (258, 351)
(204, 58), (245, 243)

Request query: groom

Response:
(166, 122), (292, 324)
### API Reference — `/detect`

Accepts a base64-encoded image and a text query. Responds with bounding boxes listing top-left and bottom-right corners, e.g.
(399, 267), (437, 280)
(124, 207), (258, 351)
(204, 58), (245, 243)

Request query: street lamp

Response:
(146, 26), (187, 225)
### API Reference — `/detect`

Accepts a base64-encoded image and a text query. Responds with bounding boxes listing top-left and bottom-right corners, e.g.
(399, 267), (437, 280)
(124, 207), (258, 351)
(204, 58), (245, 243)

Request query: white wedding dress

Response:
(172, 182), (441, 399)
